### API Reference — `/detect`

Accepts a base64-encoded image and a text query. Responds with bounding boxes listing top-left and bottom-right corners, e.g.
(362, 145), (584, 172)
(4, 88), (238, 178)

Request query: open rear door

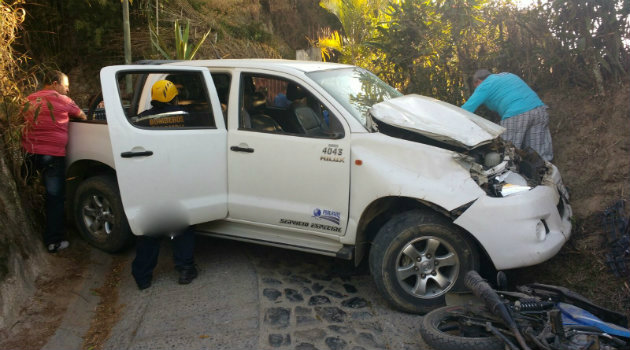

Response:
(100, 65), (227, 235)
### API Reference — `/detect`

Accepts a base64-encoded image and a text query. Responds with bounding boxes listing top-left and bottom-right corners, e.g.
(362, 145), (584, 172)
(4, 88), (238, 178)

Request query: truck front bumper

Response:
(454, 165), (572, 270)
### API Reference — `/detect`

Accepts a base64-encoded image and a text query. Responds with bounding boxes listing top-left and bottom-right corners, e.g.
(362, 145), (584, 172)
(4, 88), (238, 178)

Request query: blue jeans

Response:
(131, 228), (196, 286)
(25, 153), (66, 246)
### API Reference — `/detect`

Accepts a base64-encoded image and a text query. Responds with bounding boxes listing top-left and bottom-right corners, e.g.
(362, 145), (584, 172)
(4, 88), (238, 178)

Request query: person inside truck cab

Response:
(133, 79), (187, 127)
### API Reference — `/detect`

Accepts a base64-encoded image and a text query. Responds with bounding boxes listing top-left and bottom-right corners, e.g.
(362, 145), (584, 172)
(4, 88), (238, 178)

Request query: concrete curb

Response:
(42, 249), (112, 350)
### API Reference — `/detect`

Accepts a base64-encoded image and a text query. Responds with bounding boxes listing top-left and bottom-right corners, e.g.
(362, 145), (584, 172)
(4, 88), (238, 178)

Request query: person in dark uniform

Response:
(131, 80), (198, 290)
(134, 79), (188, 124)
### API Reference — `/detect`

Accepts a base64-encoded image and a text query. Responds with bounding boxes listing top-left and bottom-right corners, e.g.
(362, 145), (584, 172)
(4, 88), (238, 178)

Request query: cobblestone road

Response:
(248, 244), (426, 350)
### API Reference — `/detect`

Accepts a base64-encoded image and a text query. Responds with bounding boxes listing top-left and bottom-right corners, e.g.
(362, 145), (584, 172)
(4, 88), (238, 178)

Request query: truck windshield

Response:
(307, 67), (402, 128)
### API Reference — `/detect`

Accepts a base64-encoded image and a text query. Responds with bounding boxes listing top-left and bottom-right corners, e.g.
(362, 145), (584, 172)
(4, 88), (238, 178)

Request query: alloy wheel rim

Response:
(81, 194), (114, 240)
(395, 236), (460, 299)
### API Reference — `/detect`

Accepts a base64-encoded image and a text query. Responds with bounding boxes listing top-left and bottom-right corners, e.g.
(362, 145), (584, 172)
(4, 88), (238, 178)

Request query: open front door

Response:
(100, 65), (227, 235)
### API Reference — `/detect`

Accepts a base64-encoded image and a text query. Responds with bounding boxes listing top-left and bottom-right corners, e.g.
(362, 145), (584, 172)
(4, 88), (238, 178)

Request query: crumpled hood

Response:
(369, 94), (505, 149)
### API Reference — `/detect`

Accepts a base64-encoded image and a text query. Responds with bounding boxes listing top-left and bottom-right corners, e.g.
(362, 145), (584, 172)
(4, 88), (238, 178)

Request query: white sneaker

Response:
(47, 240), (69, 253)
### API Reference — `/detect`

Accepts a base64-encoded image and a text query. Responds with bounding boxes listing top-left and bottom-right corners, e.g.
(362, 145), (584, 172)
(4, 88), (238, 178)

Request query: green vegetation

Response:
(0, 0), (39, 288)
(9, 0), (628, 101)
(222, 21), (272, 43)
(1, 0), (32, 178)
(150, 19), (210, 60)
(318, 0), (630, 105)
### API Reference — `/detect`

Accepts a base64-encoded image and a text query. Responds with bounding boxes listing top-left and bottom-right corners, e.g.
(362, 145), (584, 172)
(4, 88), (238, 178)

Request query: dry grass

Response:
(547, 84), (630, 218)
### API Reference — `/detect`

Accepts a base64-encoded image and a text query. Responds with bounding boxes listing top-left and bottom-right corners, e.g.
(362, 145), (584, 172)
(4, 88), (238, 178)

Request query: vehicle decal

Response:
(322, 145), (343, 156)
(149, 115), (184, 127)
(320, 155), (345, 163)
(320, 144), (345, 163)
(279, 218), (309, 227)
(279, 218), (342, 233)
(310, 223), (341, 233)
(312, 208), (341, 225)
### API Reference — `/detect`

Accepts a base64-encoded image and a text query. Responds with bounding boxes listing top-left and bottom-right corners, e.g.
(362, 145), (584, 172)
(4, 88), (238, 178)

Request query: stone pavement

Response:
(247, 244), (426, 350)
(44, 236), (430, 350)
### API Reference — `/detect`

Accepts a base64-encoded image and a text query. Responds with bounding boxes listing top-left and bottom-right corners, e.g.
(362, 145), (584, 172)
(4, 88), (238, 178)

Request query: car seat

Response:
(286, 83), (325, 136)
(242, 89), (282, 132)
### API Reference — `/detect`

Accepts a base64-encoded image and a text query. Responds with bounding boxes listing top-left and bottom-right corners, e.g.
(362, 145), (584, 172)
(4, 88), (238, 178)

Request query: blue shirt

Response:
(461, 73), (545, 120)
(273, 93), (291, 108)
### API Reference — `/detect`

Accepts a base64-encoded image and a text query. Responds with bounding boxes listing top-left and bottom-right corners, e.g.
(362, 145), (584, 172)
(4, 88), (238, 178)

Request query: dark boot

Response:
(178, 265), (198, 285)
(132, 236), (160, 290)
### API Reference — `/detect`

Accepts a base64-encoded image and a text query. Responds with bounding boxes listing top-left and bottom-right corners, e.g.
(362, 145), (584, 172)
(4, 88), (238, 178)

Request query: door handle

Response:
(230, 146), (254, 153)
(121, 150), (154, 158)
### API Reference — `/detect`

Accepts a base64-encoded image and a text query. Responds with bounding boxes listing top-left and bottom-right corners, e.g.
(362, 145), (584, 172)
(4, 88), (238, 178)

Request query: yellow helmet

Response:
(151, 80), (178, 103)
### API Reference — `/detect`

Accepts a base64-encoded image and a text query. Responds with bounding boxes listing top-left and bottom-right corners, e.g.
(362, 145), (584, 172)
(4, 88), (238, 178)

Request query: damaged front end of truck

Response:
(454, 138), (570, 200)
(369, 94), (569, 201)
(369, 94), (572, 270)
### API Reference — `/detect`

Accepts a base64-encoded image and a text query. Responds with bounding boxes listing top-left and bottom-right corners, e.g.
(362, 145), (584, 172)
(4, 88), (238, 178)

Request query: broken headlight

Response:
(455, 139), (535, 197)
(502, 183), (532, 196)
(490, 170), (532, 197)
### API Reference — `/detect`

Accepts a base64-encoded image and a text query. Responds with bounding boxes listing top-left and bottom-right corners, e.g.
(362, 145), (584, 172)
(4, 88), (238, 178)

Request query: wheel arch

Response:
(66, 160), (117, 216)
(353, 196), (494, 271)
(72, 173), (133, 252)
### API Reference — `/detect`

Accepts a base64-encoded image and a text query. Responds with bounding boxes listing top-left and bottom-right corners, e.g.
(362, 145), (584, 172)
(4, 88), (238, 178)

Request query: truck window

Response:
(116, 71), (217, 129)
(210, 72), (231, 127)
(239, 73), (344, 139)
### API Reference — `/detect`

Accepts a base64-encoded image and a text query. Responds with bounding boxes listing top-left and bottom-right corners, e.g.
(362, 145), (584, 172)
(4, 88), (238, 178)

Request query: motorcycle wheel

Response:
(420, 305), (507, 350)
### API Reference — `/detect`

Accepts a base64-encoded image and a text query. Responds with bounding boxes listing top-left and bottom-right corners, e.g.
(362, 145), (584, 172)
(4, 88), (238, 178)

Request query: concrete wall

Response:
(296, 47), (321, 61)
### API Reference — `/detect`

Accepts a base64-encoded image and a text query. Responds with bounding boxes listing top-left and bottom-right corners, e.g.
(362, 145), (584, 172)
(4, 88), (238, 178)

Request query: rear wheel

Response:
(369, 210), (479, 314)
(420, 305), (506, 350)
(73, 175), (133, 252)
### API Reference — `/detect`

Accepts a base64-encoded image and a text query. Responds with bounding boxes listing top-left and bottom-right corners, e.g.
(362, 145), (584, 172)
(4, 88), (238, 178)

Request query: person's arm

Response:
(461, 82), (490, 113)
(64, 96), (88, 120)
(72, 110), (87, 120)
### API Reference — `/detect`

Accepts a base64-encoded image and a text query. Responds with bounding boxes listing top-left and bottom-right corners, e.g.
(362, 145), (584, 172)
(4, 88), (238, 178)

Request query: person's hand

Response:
(73, 110), (88, 120)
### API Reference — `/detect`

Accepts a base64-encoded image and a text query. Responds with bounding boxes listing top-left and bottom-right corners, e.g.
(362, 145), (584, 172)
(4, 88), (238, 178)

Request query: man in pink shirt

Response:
(22, 70), (86, 253)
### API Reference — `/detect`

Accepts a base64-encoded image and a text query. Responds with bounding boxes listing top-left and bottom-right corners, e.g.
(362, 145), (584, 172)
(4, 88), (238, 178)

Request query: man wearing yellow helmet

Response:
(131, 79), (198, 290)
(137, 79), (183, 118)
(151, 79), (179, 104)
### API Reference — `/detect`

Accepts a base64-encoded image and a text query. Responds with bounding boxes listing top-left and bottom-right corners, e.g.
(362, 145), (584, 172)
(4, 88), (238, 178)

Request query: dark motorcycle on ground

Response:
(420, 271), (630, 350)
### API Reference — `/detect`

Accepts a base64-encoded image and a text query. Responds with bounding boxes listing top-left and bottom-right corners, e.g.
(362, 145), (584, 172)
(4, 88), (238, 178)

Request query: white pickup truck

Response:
(66, 59), (572, 313)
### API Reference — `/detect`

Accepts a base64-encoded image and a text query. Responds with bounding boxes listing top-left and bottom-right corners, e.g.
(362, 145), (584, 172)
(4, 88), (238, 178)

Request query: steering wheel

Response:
(86, 92), (104, 121)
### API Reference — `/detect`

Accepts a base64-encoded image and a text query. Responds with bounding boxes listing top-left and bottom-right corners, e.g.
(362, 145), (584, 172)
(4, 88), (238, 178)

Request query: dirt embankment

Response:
(549, 83), (630, 219)
(513, 83), (630, 316)
(0, 240), (89, 349)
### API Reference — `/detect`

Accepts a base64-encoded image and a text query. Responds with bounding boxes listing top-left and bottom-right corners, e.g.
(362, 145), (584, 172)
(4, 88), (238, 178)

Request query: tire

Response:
(420, 305), (506, 350)
(369, 210), (479, 314)
(73, 175), (133, 253)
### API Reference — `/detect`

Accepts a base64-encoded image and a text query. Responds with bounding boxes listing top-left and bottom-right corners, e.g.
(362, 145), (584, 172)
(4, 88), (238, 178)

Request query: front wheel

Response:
(420, 305), (506, 350)
(73, 175), (133, 253)
(369, 210), (479, 314)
